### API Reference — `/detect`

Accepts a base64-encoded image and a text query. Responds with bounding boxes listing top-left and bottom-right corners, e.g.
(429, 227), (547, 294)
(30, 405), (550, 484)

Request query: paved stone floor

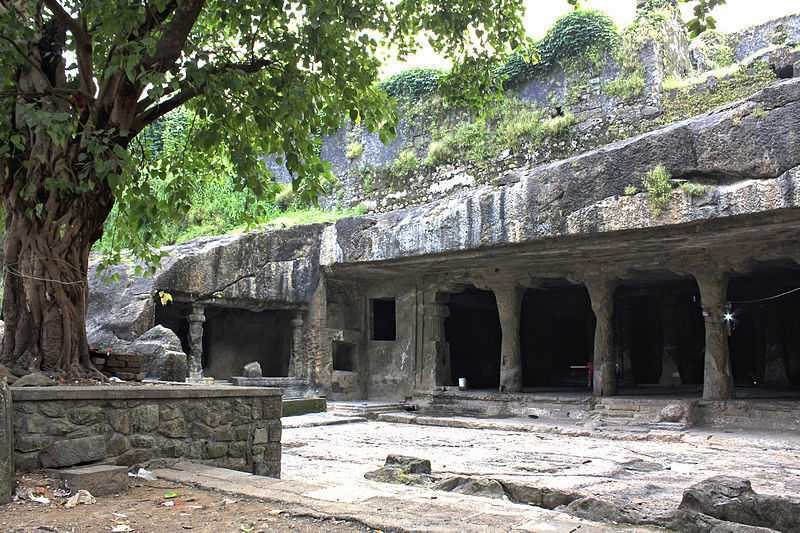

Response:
(281, 416), (800, 520)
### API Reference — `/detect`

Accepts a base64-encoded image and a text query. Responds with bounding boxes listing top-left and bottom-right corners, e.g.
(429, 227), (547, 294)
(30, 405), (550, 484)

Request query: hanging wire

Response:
(729, 286), (800, 305)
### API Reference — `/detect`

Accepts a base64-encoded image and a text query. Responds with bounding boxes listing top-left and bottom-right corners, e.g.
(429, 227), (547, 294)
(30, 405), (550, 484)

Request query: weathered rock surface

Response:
(0, 379), (13, 504)
(666, 509), (779, 533)
(384, 454), (431, 474)
(322, 80), (800, 266)
(0, 364), (18, 385)
(364, 454), (435, 485)
(242, 361), (263, 378)
(11, 373), (55, 387)
(678, 476), (800, 532)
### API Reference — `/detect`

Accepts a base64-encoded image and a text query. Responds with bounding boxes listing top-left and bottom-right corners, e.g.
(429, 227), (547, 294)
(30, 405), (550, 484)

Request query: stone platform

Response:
(10, 385), (282, 477)
(415, 387), (800, 432)
(230, 377), (318, 398)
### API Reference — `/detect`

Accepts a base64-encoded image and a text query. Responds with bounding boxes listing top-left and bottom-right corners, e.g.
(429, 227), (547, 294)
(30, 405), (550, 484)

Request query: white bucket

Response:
(458, 377), (468, 390)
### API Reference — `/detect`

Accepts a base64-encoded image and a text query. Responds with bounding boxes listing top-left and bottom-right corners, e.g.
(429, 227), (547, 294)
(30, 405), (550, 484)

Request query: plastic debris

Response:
(111, 525), (133, 533)
(109, 376), (124, 383)
(64, 489), (96, 509)
(163, 491), (179, 499)
(161, 501), (175, 507)
(128, 467), (157, 481)
(112, 513), (128, 519)
(30, 494), (51, 505)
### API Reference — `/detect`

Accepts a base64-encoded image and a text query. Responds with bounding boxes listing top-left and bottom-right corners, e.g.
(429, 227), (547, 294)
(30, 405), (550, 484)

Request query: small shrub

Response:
(641, 164), (673, 215)
(346, 141), (364, 160)
(275, 183), (295, 211)
(425, 140), (456, 167)
(751, 105), (767, 120)
(623, 185), (638, 196)
(542, 112), (575, 136)
(391, 149), (419, 177)
(680, 182), (708, 198)
(603, 73), (645, 101)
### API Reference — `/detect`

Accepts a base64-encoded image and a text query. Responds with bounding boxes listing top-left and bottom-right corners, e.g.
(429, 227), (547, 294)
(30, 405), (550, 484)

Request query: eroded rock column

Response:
(187, 304), (206, 381)
(1, 378), (13, 503)
(694, 271), (734, 400)
(493, 284), (523, 393)
(290, 312), (305, 378)
(587, 278), (617, 397)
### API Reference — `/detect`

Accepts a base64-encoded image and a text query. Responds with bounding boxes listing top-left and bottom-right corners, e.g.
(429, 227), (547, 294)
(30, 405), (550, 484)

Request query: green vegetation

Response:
(660, 62), (776, 122)
(346, 141), (364, 160)
(680, 182), (708, 198)
(624, 185), (639, 196)
(391, 149), (420, 177)
(695, 30), (735, 69)
(378, 68), (448, 100)
(751, 105), (767, 120)
(642, 164), (673, 215)
(603, 73), (646, 101)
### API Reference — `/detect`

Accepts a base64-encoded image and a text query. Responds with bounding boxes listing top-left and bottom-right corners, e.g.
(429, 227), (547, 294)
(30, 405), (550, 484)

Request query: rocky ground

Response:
(2, 473), (373, 533)
(281, 417), (800, 522)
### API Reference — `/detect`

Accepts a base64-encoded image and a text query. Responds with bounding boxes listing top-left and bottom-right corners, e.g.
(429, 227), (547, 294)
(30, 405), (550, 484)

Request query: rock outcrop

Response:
(323, 80), (800, 266)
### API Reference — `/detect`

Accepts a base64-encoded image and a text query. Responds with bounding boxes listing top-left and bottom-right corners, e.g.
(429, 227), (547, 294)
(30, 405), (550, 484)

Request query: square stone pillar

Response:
(694, 271), (734, 400)
(420, 292), (452, 389)
(587, 278), (618, 397)
(1, 379), (13, 503)
(290, 312), (305, 378)
(187, 304), (206, 381)
(493, 284), (524, 393)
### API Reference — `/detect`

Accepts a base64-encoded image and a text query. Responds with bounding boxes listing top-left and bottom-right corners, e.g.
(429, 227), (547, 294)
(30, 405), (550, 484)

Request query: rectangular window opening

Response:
(332, 341), (356, 372)
(372, 298), (397, 341)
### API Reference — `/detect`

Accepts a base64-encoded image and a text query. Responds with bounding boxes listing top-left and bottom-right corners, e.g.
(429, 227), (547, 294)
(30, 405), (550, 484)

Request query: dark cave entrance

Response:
(446, 287), (501, 390)
(727, 264), (800, 391)
(154, 300), (191, 354)
(202, 307), (293, 379)
(614, 277), (705, 391)
(520, 282), (595, 389)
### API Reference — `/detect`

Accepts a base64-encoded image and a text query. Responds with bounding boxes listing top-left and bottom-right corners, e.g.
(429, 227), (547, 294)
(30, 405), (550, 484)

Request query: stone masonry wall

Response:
(11, 386), (282, 478)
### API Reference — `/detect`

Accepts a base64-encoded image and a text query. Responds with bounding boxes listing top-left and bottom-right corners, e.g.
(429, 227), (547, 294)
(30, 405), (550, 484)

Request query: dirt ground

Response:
(1, 474), (375, 533)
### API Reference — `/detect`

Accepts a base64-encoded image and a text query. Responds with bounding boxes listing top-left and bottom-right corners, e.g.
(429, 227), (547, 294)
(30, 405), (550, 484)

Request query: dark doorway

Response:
(371, 298), (397, 341)
(154, 300), (191, 353)
(521, 283), (594, 388)
(202, 307), (292, 379)
(446, 288), (501, 389)
(728, 265), (800, 389)
(615, 278), (704, 388)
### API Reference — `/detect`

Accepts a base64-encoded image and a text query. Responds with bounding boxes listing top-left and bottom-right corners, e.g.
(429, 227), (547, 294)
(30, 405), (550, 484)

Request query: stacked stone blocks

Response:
(12, 386), (281, 478)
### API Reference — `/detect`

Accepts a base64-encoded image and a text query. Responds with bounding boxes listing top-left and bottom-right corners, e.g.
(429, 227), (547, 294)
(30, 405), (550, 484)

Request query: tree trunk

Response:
(1, 160), (112, 377)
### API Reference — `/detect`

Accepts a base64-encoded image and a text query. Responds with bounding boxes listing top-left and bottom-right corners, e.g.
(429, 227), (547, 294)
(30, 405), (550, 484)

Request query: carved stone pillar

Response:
(493, 284), (524, 393)
(187, 304), (205, 381)
(290, 312), (305, 378)
(421, 293), (452, 389)
(659, 292), (683, 386)
(694, 271), (734, 400)
(587, 278), (618, 397)
(0, 379), (13, 504)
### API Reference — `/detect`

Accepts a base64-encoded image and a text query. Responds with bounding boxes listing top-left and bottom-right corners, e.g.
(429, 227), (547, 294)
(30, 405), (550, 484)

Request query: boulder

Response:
(667, 509), (779, 533)
(679, 476), (800, 532)
(116, 326), (187, 382)
(660, 403), (686, 423)
(562, 496), (649, 526)
(433, 476), (507, 499)
(242, 361), (263, 378)
(384, 454), (431, 474)
(11, 372), (55, 387)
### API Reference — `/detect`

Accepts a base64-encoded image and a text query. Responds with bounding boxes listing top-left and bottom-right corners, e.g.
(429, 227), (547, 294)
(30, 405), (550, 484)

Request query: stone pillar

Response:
(187, 304), (205, 381)
(694, 271), (734, 400)
(493, 284), (524, 393)
(659, 293), (683, 386)
(290, 312), (305, 378)
(587, 278), (618, 397)
(420, 293), (451, 389)
(0, 378), (13, 503)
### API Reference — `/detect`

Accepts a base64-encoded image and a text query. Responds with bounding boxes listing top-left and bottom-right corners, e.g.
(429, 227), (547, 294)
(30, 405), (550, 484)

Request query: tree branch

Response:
(42, 0), (95, 97)
(143, 0), (205, 74)
(132, 56), (280, 132)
